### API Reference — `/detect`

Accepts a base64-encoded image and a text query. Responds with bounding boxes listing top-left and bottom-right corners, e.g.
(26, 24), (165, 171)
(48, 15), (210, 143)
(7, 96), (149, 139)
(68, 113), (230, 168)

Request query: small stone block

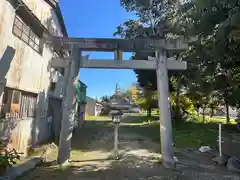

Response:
(212, 155), (229, 165)
(162, 161), (176, 169)
(227, 157), (240, 173)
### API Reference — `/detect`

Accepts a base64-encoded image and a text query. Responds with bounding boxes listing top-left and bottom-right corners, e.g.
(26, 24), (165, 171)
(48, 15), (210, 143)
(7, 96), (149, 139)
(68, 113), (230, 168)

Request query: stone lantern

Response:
(110, 108), (123, 159)
(110, 109), (122, 124)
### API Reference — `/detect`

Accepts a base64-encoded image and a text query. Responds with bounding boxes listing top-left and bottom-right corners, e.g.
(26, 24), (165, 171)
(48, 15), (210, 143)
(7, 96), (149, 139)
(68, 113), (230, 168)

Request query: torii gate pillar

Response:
(156, 49), (175, 168)
(57, 46), (80, 165)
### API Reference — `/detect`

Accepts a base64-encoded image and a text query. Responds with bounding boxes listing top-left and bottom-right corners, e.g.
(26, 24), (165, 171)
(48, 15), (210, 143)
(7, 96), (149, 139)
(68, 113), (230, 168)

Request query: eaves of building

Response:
(8, 0), (68, 37)
(43, 0), (68, 37)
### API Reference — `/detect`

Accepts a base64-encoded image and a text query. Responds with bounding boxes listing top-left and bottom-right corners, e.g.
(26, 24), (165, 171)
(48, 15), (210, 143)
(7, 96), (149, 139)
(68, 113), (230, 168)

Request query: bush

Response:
(0, 148), (20, 175)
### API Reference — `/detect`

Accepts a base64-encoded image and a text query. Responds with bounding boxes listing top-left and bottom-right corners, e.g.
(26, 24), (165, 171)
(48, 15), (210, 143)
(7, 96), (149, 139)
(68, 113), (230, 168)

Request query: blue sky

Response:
(59, 0), (137, 99)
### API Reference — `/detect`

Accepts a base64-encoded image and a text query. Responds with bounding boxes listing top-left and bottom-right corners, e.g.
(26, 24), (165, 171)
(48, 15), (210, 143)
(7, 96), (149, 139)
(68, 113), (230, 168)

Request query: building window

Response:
(0, 89), (37, 118)
(49, 82), (56, 92)
(12, 90), (20, 104)
(20, 92), (37, 118)
(2, 90), (8, 105)
(12, 16), (42, 54)
(55, 68), (65, 76)
(0, 89), (10, 118)
(59, 68), (65, 76)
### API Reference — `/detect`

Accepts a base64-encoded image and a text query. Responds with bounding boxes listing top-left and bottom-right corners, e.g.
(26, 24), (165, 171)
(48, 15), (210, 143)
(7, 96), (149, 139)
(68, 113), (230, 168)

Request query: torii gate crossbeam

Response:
(50, 57), (187, 70)
(44, 34), (188, 169)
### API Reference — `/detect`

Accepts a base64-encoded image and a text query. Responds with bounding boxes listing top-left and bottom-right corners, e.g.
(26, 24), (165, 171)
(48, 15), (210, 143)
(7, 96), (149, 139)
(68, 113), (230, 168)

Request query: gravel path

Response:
(21, 123), (240, 180)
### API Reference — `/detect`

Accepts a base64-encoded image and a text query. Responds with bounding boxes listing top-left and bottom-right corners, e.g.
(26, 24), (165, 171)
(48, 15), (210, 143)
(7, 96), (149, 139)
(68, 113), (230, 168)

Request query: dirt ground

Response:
(21, 120), (240, 180)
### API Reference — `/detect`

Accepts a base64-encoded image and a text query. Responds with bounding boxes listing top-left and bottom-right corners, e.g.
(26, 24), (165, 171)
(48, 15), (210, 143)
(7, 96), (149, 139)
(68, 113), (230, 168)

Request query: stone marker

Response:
(212, 154), (230, 165)
(227, 156), (240, 173)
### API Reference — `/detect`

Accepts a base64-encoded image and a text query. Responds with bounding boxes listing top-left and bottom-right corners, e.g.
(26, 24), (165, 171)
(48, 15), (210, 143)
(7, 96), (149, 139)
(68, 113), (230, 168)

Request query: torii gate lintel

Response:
(43, 34), (188, 52)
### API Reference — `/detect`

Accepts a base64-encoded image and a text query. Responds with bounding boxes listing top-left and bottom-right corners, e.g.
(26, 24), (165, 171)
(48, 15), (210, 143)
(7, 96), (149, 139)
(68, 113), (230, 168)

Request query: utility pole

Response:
(156, 49), (175, 168)
(58, 45), (80, 165)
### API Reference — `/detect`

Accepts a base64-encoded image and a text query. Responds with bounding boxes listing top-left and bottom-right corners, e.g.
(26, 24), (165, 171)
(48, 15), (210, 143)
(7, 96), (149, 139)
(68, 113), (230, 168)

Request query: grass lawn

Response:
(34, 114), (238, 162)
(119, 116), (216, 149)
(116, 115), (238, 150)
(193, 115), (236, 124)
(74, 114), (238, 153)
(85, 116), (111, 121)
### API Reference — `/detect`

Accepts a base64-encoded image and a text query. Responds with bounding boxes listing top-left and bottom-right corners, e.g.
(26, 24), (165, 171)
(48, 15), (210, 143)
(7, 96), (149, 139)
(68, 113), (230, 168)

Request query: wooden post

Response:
(219, 123), (222, 157)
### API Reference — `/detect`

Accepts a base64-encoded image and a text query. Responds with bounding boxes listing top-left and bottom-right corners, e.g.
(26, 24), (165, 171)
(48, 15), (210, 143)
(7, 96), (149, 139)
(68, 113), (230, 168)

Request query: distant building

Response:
(109, 84), (134, 113)
(199, 106), (237, 119)
(85, 96), (103, 116)
(75, 81), (87, 125)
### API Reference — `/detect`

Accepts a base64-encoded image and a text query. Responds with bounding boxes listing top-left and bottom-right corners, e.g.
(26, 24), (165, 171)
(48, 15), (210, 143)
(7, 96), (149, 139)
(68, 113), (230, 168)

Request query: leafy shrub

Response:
(0, 148), (20, 175)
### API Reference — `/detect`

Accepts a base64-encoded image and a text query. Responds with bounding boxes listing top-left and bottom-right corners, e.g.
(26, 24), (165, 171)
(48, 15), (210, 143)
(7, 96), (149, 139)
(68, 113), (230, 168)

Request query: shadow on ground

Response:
(21, 143), (240, 180)
(21, 159), (187, 180)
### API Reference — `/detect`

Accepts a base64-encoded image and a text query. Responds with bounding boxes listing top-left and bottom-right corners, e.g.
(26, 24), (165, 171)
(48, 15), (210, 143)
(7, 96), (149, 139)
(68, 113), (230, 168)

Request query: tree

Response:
(180, 0), (240, 123)
(116, 0), (240, 123)
(123, 83), (158, 116)
(100, 95), (111, 103)
(159, 0), (240, 123)
(114, 0), (180, 91)
(135, 87), (158, 117)
(123, 84), (141, 103)
(115, 0), (190, 122)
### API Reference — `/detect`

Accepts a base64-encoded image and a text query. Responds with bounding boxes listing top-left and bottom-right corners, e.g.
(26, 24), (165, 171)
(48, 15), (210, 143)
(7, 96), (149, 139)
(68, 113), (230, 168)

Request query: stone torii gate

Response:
(44, 35), (188, 168)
